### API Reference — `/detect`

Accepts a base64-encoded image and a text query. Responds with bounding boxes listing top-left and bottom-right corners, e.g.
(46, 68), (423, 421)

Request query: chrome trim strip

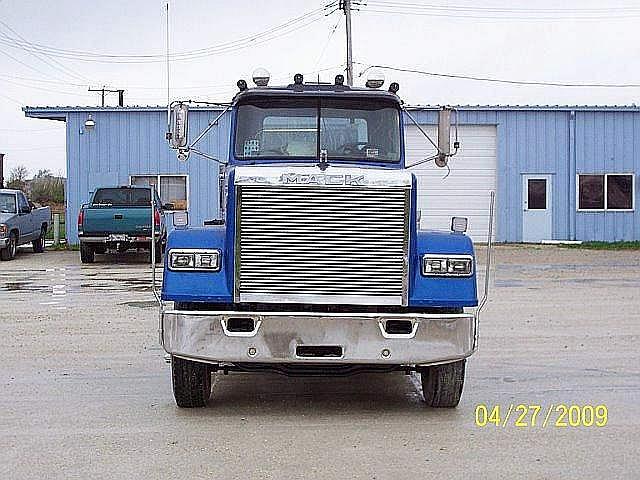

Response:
(234, 165), (413, 188)
(238, 293), (405, 305)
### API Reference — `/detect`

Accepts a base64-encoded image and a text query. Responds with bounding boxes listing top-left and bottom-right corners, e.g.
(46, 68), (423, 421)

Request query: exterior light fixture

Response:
(451, 217), (468, 233)
(84, 114), (96, 131)
(252, 67), (270, 87)
(365, 69), (385, 89)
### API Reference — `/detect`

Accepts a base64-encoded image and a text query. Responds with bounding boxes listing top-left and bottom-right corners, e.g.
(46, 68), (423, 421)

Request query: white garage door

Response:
(404, 124), (497, 242)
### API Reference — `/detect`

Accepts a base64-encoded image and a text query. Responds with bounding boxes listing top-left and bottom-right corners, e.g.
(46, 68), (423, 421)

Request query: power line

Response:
(366, 1), (640, 14)
(362, 1), (640, 21)
(357, 63), (640, 88)
(0, 6), (333, 63)
(0, 20), (91, 83)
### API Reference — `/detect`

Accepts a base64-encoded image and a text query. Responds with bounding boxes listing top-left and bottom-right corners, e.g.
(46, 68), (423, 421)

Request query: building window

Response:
(578, 174), (634, 211)
(130, 175), (188, 211)
(607, 174), (633, 210)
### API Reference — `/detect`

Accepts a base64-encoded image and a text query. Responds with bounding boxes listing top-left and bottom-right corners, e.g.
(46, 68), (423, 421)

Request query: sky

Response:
(2, 0), (640, 177)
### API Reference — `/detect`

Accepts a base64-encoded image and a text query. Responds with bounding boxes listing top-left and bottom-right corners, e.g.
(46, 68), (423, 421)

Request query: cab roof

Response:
(233, 83), (402, 106)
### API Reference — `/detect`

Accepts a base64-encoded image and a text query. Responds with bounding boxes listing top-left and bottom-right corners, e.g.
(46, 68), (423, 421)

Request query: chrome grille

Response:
(236, 185), (410, 305)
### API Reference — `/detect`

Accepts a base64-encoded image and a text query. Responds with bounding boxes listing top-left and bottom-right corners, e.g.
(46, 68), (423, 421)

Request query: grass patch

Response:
(560, 241), (640, 250)
(48, 243), (79, 251)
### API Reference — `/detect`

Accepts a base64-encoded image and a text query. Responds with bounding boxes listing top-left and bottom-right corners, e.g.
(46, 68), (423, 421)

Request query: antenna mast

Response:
(166, 2), (171, 133)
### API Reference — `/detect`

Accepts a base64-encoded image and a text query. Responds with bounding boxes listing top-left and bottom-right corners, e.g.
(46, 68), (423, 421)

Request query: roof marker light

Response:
(365, 69), (385, 89)
(293, 73), (304, 85)
(335, 74), (345, 86)
(237, 79), (248, 91)
(252, 67), (270, 87)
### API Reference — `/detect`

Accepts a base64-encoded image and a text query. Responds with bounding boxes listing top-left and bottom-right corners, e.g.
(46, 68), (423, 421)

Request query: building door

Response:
(405, 124), (497, 242)
(522, 175), (552, 242)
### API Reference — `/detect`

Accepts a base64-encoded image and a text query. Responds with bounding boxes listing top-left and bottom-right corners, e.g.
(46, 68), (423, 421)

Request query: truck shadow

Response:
(183, 371), (463, 416)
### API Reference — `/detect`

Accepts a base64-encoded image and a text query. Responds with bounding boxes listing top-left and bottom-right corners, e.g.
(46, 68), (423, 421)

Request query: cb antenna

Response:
(165, 2), (171, 136)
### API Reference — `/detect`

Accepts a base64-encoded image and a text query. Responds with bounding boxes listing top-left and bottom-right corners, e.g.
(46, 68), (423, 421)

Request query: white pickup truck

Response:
(0, 188), (51, 261)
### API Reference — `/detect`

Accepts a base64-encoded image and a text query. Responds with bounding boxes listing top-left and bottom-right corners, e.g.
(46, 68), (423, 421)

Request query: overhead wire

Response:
(0, 5), (336, 63)
(0, 20), (92, 83)
(357, 63), (640, 88)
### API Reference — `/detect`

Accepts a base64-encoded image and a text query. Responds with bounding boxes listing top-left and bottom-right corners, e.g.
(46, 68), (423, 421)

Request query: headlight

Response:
(422, 254), (473, 277)
(0, 224), (7, 238)
(168, 249), (220, 271)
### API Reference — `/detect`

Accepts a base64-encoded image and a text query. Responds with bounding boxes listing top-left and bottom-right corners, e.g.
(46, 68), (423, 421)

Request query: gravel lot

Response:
(1, 245), (639, 479)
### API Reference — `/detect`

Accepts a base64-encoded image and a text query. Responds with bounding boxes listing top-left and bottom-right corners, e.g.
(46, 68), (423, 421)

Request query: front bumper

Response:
(0, 237), (8, 248)
(161, 309), (477, 366)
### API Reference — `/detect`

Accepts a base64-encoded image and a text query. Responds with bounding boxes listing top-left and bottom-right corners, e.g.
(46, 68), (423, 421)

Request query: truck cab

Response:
(160, 75), (486, 408)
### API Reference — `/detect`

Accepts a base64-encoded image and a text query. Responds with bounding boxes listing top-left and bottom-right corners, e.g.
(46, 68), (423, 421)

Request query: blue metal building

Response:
(24, 105), (639, 243)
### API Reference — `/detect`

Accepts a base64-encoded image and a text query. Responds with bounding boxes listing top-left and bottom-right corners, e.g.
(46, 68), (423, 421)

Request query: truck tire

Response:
(420, 359), (466, 408)
(32, 226), (46, 253)
(80, 243), (95, 263)
(171, 356), (212, 408)
(0, 232), (17, 261)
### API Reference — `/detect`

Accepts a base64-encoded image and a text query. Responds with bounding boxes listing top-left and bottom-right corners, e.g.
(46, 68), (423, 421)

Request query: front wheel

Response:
(420, 359), (466, 408)
(0, 232), (17, 261)
(171, 356), (212, 408)
(32, 226), (46, 253)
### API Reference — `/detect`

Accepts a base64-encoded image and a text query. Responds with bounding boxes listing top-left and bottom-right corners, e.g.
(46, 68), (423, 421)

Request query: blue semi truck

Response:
(158, 71), (491, 408)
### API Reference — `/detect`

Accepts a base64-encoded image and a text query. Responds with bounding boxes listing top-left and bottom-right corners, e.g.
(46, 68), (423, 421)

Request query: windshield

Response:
(0, 193), (17, 214)
(92, 188), (151, 207)
(234, 97), (401, 162)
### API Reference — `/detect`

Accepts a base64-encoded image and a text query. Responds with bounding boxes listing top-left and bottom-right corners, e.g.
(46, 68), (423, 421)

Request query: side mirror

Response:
(162, 203), (175, 211)
(169, 103), (189, 149)
(29, 201), (36, 209)
(436, 107), (453, 167)
(20, 205), (31, 214)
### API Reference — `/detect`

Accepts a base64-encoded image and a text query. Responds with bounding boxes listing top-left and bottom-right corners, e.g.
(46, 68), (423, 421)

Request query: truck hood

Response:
(0, 212), (16, 224)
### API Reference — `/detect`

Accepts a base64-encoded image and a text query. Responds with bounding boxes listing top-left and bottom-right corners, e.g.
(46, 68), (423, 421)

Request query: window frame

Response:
(576, 173), (635, 212)
(129, 174), (189, 212)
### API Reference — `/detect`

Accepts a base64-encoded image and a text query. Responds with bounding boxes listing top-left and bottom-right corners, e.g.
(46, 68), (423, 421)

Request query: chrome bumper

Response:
(161, 309), (477, 366)
(0, 237), (8, 248)
(79, 234), (159, 243)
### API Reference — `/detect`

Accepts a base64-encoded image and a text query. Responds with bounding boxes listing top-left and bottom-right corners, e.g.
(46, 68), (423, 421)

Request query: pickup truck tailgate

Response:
(82, 207), (152, 236)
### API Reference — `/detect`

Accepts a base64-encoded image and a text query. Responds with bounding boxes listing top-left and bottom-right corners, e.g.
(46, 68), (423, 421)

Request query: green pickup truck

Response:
(77, 186), (169, 263)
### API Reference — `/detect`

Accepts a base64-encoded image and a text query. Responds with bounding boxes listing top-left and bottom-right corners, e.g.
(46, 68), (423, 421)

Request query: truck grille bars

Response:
(235, 183), (410, 306)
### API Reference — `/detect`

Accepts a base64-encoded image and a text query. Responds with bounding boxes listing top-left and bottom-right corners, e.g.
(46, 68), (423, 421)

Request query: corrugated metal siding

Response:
(25, 105), (639, 243)
(65, 109), (230, 243)
(575, 111), (640, 241)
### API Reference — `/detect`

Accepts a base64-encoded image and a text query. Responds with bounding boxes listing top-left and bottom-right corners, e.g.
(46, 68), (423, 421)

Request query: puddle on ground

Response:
(0, 264), (162, 309)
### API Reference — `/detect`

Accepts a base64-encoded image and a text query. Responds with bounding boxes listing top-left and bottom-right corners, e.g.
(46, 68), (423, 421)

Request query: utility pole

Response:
(0, 153), (4, 188)
(340, 0), (354, 86)
(88, 87), (126, 107)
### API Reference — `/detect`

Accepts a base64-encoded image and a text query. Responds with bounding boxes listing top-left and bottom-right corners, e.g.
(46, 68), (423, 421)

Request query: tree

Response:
(6, 165), (29, 191)
(31, 174), (64, 204)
